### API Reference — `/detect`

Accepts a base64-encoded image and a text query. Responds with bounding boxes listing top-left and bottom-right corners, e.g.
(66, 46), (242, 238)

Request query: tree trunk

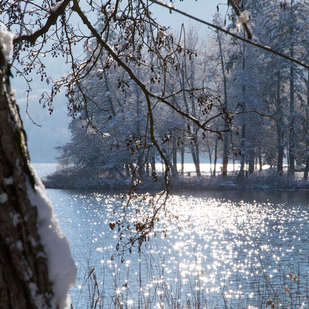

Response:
(207, 143), (213, 175)
(304, 153), (309, 181)
(238, 36), (246, 182)
(276, 72), (284, 176)
(189, 43), (201, 177)
(304, 70), (309, 180)
(288, 6), (295, 177)
(248, 156), (254, 175)
(180, 145), (185, 175)
(0, 52), (75, 308)
(213, 136), (218, 177)
(217, 30), (229, 176)
(239, 121), (246, 182)
(181, 146), (184, 175)
(172, 135), (177, 174)
(0, 67), (54, 308)
(259, 147), (263, 171)
(151, 152), (156, 175)
(248, 143), (255, 175)
(190, 144), (200, 176)
(289, 64), (295, 176)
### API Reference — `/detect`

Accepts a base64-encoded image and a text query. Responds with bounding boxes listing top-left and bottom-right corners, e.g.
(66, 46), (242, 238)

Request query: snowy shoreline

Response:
(42, 170), (309, 191)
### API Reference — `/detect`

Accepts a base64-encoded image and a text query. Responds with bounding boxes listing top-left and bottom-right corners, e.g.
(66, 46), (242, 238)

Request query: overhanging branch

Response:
(13, 0), (71, 46)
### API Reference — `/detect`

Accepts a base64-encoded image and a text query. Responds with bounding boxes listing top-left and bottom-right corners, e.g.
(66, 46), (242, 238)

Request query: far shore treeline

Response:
(45, 2), (309, 190)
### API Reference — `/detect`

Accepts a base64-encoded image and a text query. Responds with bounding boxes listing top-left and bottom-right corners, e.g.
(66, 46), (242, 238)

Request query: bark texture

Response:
(0, 52), (54, 308)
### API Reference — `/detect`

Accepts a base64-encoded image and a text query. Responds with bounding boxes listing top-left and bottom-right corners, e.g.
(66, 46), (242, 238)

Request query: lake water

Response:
(32, 163), (309, 309)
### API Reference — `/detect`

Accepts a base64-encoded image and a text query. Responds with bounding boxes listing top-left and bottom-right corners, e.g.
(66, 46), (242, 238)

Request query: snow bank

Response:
(27, 168), (77, 309)
(0, 23), (14, 59)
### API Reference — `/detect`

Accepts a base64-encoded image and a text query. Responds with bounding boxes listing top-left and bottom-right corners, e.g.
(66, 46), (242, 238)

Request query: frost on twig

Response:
(236, 11), (250, 32)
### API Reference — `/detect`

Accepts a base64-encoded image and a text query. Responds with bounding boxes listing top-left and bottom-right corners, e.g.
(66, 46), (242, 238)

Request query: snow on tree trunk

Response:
(0, 47), (76, 308)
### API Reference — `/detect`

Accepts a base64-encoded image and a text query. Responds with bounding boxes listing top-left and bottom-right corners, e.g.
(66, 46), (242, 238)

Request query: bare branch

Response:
(13, 0), (71, 46)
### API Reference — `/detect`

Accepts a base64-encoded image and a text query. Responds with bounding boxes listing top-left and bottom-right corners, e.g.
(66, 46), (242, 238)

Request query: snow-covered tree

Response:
(256, 0), (309, 176)
(57, 25), (150, 180)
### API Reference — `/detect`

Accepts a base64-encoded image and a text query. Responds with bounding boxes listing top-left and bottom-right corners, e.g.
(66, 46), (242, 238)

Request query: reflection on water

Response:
(48, 189), (309, 308)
